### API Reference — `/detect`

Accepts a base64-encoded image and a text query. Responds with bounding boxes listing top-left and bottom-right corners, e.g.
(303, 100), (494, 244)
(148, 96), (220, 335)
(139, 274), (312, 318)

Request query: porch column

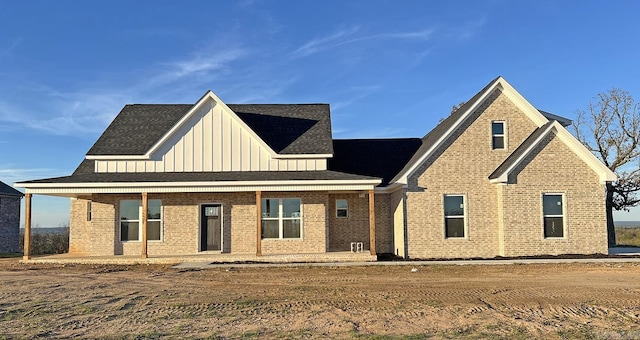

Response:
(369, 189), (376, 255)
(141, 192), (148, 259)
(256, 191), (262, 256)
(23, 193), (32, 260)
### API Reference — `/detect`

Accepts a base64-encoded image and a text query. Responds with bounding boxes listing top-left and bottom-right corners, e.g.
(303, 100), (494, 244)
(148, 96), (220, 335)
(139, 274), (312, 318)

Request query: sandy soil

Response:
(1, 260), (640, 339)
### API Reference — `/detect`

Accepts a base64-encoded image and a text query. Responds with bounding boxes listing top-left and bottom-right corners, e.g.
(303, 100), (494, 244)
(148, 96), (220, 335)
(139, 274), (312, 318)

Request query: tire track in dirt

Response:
(3, 263), (640, 339)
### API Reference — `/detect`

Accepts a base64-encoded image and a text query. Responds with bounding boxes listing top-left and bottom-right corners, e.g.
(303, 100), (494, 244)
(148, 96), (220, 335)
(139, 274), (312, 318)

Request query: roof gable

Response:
(489, 120), (616, 183)
(0, 180), (23, 197)
(391, 76), (564, 184)
(86, 91), (333, 160)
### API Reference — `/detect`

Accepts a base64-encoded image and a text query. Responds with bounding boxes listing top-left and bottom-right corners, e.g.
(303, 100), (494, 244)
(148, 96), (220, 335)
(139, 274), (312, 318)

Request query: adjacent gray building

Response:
(0, 181), (23, 253)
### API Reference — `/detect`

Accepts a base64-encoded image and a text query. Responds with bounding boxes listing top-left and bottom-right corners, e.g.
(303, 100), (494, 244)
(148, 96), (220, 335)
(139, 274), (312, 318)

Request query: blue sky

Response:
(1, 0), (640, 226)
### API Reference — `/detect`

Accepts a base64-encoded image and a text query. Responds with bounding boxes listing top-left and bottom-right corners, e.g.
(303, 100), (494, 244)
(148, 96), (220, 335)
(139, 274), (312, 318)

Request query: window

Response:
(543, 194), (564, 238)
(120, 199), (162, 242)
(444, 195), (466, 238)
(261, 198), (302, 239)
(87, 201), (92, 221)
(492, 121), (506, 150)
(336, 199), (348, 218)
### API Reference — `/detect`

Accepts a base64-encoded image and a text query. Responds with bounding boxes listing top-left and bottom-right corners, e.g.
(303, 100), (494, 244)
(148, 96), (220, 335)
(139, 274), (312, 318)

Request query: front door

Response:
(200, 204), (222, 251)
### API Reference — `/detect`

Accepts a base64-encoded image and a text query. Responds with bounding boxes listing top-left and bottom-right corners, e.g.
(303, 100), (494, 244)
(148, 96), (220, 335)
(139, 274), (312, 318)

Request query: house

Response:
(0, 180), (23, 253)
(15, 77), (616, 261)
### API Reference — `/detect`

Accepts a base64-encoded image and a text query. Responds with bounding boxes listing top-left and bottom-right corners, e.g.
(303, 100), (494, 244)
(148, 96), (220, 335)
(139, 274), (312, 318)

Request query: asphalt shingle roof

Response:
(328, 138), (423, 186)
(19, 170), (378, 184)
(87, 102), (332, 157)
(27, 79), (575, 188)
(0, 180), (23, 197)
(228, 104), (332, 154)
(87, 104), (191, 156)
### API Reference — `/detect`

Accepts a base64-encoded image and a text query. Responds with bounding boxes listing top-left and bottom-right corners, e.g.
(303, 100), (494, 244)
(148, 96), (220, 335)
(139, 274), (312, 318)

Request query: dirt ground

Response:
(1, 260), (640, 339)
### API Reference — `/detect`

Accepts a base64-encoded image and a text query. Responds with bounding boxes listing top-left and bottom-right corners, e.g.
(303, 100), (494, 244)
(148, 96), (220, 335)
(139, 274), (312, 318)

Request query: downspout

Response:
(402, 190), (409, 259)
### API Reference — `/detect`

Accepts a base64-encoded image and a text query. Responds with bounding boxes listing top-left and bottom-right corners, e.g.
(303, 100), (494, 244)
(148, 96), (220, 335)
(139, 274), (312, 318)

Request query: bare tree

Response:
(450, 101), (466, 115)
(573, 88), (640, 246)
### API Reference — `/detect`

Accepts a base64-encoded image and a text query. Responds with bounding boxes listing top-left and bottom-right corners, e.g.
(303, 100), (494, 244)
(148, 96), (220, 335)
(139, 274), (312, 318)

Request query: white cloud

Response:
(0, 167), (64, 186)
(225, 76), (301, 103)
(160, 49), (247, 81)
(292, 27), (433, 58)
(292, 26), (361, 58)
(0, 92), (131, 136)
(0, 46), (249, 136)
(449, 17), (486, 41)
(331, 85), (382, 111)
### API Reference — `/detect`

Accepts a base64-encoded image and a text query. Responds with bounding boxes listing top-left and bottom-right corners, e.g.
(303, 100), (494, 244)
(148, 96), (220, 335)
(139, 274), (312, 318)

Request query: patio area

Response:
(21, 251), (377, 265)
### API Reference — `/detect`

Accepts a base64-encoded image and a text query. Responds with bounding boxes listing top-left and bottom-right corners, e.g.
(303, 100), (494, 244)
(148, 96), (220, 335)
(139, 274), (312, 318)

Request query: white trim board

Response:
(489, 121), (617, 184)
(392, 77), (615, 185)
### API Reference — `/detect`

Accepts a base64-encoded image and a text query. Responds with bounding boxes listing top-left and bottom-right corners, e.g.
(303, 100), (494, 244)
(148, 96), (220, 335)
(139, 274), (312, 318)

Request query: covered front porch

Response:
(17, 175), (382, 261)
(21, 250), (377, 265)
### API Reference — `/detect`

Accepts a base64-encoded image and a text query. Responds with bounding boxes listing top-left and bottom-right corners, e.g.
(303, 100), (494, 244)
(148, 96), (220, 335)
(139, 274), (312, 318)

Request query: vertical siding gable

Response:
(94, 99), (328, 173)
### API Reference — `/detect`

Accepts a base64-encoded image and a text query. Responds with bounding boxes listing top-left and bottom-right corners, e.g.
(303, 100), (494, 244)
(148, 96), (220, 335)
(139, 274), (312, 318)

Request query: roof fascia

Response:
(490, 121), (617, 184)
(0, 193), (23, 198)
(540, 110), (572, 127)
(86, 153), (334, 161)
(17, 178), (382, 196)
(499, 79), (550, 128)
(15, 178), (382, 189)
(275, 154), (333, 159)
(391, 77), (555, 185)
(552, 123), (617, 183)
(375, 182), (406, 193)
(86, 155), (148, 160)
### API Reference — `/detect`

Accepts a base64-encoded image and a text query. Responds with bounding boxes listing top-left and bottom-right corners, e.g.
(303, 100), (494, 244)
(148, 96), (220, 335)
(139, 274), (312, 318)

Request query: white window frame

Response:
(119, 199), (163, 242)
(443, 194), (467, 239)
(542, 193), (566, 239)
(261, 198), (303, 240)
(336, 199), (348, 218)
(491, 120), (506, 150)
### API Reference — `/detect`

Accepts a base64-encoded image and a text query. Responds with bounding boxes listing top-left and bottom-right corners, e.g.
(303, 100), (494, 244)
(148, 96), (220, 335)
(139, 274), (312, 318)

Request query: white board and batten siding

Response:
(94, 100), (328, 173)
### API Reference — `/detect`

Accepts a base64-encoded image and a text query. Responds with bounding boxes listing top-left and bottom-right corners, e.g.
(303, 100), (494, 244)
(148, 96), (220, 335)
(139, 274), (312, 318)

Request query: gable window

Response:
(492, 121), (506, 150)
(120, 199), (162, 242)
(444, 195), (466, 238)
(543, 194), (564, 238)
(261, 198), (302, 239)
(336, 199), (348, 218)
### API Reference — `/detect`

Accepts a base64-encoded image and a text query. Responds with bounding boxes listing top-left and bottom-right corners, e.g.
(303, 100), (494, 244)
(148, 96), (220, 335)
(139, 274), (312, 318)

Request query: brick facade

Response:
(69, 191), (385, 256)
(0, 196), (21, 253)
(500, 134), (607, 256)
(62, 83), (611, 260)
(404, 89), (607, 259)
(69, 198), (91, 254)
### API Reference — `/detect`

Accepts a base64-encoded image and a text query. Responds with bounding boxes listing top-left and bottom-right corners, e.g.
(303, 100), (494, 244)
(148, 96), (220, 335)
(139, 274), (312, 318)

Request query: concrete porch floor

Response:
(21, 251), (377, 265)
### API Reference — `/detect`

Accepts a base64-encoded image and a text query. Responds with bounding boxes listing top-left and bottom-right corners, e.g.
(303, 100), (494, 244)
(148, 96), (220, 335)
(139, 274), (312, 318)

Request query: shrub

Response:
(615, 227), (640, 247)
(19, 228), (70, 255)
